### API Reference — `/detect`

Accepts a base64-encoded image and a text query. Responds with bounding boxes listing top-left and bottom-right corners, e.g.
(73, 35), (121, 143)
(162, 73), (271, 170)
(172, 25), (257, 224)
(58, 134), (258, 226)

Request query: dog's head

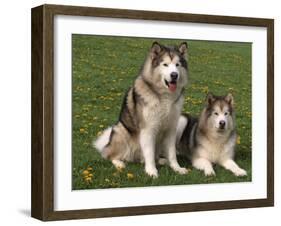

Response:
(144, 42), (188, 93)
(203, 93), (235, 133)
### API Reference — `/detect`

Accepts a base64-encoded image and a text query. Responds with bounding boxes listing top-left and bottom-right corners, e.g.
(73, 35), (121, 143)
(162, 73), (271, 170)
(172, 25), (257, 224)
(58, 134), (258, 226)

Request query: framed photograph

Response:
(31, 4), (274, 221)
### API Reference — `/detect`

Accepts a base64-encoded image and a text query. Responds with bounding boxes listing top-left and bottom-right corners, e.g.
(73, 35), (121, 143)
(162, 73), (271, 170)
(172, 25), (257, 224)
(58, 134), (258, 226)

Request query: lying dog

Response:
(176, 93), (247, 177)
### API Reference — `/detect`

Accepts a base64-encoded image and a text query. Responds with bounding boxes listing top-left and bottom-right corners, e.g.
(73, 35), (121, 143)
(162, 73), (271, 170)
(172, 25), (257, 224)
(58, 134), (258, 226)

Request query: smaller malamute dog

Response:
(176, 93), (247, 176)
(94, 41), (189, 178)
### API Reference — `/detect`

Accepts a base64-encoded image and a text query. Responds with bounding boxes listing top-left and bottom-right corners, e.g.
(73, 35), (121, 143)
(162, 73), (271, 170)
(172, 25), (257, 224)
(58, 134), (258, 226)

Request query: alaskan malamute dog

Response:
(176, 93), (247, 176)
(94, 42), (189, 177)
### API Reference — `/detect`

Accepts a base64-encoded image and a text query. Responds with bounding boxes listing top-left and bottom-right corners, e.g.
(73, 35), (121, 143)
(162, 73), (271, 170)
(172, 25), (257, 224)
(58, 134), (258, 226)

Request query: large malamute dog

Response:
(94, 42), (189, 177)
(176, 93), (247, 176)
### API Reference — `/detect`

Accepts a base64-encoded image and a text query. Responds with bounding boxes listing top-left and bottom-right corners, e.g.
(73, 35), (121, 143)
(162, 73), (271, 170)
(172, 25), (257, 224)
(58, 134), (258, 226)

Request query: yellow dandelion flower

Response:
(236, 135), (241, 144)
(202, 86), (209, 93)
(85, 177), (92, 183)
(87, 167), (93, 171)
(82, 170), (89, 176)
(88, 174), (93, 177)
(79, 128), (85, 133)
(127, 173), (134, 179)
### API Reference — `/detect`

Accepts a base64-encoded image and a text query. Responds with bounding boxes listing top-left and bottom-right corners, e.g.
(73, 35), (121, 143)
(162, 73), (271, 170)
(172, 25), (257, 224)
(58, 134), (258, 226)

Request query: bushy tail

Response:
(93, 127), (112, 153)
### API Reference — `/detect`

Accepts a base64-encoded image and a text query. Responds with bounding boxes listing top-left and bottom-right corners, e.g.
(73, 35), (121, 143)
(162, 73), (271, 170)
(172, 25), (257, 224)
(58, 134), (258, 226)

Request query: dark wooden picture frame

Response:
(31, 4), (274, 221)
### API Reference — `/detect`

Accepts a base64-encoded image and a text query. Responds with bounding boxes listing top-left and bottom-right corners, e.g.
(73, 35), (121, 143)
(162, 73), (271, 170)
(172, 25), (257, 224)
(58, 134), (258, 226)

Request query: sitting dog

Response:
(94, 42), (189, 178)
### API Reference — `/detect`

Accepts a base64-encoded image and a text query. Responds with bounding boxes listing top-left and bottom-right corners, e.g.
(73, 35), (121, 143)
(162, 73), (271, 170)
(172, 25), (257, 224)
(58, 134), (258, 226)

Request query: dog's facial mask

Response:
(150, 42), (188, 93)
(206, 93), (235, 131)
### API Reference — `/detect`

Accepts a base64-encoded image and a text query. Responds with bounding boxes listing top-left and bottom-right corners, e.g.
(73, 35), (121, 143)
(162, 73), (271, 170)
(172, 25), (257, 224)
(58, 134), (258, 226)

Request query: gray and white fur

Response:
(94, 42), (189, 178)
(176, 93), (247, 177)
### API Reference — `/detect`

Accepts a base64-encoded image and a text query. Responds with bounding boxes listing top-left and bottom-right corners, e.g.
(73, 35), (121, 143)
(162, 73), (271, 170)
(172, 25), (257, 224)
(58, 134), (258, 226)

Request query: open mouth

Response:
(165, 79), (177, 92)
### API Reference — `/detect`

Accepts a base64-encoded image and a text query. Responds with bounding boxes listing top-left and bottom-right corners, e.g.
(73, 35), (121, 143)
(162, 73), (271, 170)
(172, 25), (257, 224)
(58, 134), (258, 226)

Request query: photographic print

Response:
(72, 35), (252, 190)
(31, 4), (273, 220)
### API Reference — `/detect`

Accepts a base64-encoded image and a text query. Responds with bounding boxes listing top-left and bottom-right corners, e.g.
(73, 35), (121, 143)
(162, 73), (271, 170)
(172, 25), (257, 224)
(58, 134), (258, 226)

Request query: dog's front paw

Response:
(145, 166), (158, 178)
(204, 168), (216, 176)
(174, 167), (189, 175)
(234, 168), (247, 177)
(112, 159), (126, 170)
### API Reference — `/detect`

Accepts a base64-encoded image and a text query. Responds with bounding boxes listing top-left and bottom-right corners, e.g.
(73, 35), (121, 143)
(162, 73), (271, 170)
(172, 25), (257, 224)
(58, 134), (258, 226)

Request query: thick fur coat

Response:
(176, 93), (247, 177)
(94, 42), (189, 177)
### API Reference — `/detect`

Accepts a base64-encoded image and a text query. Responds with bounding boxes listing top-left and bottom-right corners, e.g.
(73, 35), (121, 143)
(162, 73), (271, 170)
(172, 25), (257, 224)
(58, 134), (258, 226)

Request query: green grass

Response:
(72, 34), (252, 190)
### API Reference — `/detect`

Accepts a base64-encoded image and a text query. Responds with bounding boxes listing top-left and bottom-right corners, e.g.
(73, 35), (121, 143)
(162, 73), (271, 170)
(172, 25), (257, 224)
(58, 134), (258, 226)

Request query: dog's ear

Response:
(206, 92), (215, 105)
(178, 42), (188, 57)
(225, 93), (234, 107)
(150, 42), (162, 58)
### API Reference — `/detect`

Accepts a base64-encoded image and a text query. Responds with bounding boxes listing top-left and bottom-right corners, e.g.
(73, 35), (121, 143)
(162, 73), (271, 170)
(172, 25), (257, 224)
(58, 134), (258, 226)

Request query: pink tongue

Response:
(169, 83), (177, 92)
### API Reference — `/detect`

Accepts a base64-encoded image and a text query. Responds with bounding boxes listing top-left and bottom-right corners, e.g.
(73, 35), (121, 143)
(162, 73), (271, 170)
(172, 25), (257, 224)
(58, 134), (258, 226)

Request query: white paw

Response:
(174, 167), (189, 175)
(204, 168), (216, 176)
(234, 168), (247, 177)
(145, 166), (158, 178)
(112, 159), (126, 169)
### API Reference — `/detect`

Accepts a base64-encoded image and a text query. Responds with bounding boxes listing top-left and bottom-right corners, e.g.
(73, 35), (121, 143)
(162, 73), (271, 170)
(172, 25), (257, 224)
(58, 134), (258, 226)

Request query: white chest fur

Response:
(198, 132), (236, 163)
(143, 95), (183, 131)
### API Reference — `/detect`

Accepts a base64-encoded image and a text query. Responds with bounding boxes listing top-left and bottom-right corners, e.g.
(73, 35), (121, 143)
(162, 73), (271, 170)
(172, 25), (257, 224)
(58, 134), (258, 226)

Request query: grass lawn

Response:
(72, 35), (252, 190)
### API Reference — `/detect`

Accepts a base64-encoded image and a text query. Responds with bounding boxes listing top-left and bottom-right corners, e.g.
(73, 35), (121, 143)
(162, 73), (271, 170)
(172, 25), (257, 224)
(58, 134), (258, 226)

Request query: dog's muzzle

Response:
(219, 120), (226, 129)
(170, 72), (178, 80)
(164, 72), (178, 92)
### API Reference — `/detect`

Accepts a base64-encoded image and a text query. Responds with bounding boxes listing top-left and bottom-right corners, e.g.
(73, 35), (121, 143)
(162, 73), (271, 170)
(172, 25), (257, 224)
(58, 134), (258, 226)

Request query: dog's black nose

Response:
(170, 72), (178, 80)
(219, 120), (226, 128)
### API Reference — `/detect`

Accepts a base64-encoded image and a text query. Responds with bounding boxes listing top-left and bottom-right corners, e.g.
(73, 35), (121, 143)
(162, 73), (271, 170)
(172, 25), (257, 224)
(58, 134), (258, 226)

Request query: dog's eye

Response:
(224, 112), (228, 116)
(176, 63), (180, 67)
(163, 63), (168, 67)
(214, 112), (219, 116)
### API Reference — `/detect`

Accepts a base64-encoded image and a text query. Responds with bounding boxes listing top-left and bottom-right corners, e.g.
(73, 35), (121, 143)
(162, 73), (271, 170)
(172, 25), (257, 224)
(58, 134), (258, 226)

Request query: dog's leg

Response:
(192, 157), (215, 176)
(140, 129), (158, 178)
(220, 159), (247, 176)
(164, 132), (188, 174)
